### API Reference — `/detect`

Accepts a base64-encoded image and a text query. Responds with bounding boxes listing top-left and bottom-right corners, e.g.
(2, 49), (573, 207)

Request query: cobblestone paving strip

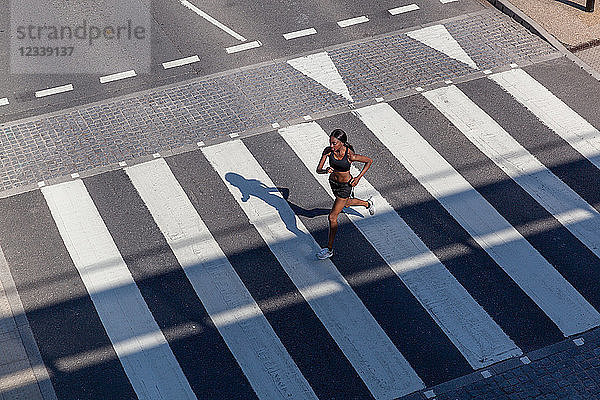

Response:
(398, 327), (600, 399)
(331, 11), (555, 102)
(0, 9), (557, 195)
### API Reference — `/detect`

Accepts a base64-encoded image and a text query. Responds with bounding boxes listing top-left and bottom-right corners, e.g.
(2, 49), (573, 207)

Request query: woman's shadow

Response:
(225, 172), (319, 238)
(225, 172), (363, 237)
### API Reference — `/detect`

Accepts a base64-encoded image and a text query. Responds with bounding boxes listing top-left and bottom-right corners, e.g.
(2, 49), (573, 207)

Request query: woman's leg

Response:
(346, 198), (368, 208)
(327, 197), (348, 249)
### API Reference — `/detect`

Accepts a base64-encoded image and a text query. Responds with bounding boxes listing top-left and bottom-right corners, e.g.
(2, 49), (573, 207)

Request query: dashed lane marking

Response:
(225, 41), (261, 54)
(337, 16), (369, 28)
(35, 84), (74, 98)
(99, 70), (137, 84)
(162, 55), (200, 69)
(283, 28), (317, 40)
(388, 4), (420, 15)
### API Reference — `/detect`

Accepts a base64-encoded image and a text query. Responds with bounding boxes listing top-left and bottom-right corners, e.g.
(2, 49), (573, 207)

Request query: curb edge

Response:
(486, 0), (600, 81)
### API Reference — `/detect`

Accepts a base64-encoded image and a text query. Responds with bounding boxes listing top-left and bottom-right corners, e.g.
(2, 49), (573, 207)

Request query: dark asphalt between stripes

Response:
(0, 191), (137, 400)
(244, 130), (472, 386)
(167, 149), (374, 400)
(84, 169), (257, 399)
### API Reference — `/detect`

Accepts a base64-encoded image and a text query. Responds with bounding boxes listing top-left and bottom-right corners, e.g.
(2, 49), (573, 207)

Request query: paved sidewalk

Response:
(495, 0), (600, 73)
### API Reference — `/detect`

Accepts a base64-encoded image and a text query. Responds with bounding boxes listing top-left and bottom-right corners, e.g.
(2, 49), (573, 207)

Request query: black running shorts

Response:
(329, 177), (353, 199)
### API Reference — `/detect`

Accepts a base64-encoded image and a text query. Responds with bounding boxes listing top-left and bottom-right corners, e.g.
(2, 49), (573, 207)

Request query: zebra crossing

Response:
(1, 68), (600, 400)
(278, 122), (522, 369)
(357, 100), (600, 337)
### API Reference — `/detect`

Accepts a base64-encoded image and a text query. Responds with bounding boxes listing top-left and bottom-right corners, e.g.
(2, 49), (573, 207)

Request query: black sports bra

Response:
(329, 147), (351, 172)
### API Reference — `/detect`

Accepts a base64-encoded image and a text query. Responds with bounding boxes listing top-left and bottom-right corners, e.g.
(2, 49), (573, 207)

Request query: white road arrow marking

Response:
(407, 24), (478, 69)
(287, 51), (354, 102)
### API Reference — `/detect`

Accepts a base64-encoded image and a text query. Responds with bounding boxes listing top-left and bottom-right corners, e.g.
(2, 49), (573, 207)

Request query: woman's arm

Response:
(349, 151), (373, 185)
(316, 147), (334, 174)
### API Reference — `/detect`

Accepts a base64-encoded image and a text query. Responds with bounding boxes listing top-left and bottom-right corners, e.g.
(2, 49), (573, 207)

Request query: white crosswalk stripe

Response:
(41, 180), (197, 400)
(125, 158), (318, 400)
(278, 121), (522, 369)
(490, 69), (600, 171)
(354, 102), (600, 337)
(425, 84), (600, 263)
(202, 139), (424, 399)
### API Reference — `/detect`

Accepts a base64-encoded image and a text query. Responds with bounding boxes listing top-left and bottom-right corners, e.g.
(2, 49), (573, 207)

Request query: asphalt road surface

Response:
(0, 0), (483, 121)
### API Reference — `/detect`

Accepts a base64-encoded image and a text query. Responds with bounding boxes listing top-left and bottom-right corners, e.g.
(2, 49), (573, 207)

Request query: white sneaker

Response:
(316, 248), (334, 260)
(367, 197), (375, 216)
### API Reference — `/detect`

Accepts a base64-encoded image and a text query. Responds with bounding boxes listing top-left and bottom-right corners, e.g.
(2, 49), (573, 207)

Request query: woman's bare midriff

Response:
(329, 170), (352, 183)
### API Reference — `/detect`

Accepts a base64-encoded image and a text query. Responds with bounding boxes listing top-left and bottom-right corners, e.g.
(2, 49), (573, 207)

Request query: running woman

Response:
(315, 129), (374, 260)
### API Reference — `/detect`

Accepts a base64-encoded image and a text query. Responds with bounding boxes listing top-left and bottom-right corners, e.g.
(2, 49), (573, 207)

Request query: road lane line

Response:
(389, 4), (420, 15)
(355, 102), (600, 337)
(99, 70), (137, 84)
(126, 158), (318, 400)
(34, 84), (73, 98)
(41, 180), (196, 400)
(490, 69), (600, 171)
(162, 55), (200, 69)
(279, 121), (522, 369)
(0, 97), (8, 106)
(226, 41), (262, 54)
(283, 28), (317, 40)
(337, 16), (369, 28)
(180, 0), (246, 41)
(202, 140), (424, 399)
